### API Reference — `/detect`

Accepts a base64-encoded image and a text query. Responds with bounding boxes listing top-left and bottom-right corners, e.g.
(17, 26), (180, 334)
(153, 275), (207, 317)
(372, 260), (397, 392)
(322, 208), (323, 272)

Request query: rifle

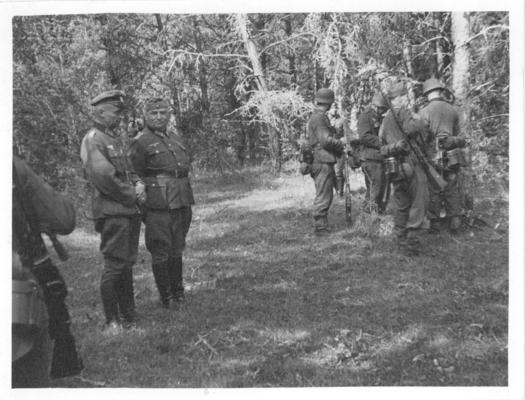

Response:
(12, 165), (83, 380)
(344, 149), (354, 225)
(377, 83), (447, 192)
(381, 174), (391, 213)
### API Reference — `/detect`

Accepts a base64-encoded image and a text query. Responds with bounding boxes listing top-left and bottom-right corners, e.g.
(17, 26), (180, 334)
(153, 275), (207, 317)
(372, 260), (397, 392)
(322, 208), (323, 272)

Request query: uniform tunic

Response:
(307, 107), (343, 224)
(129, 126), (194, 263)
(418, 98), (462, 220)
(80, 123), (141, 323)
(358, 106), (386, 212)
(380, 107), (430, 240)
(12, 156), (75, 387)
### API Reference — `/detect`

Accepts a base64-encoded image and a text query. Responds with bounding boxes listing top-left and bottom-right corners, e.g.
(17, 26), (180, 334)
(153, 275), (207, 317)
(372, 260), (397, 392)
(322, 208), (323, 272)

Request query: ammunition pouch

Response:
(440, 136), (466, 151)
(299, 147), (314, 175)
(434, 148), (467, 172)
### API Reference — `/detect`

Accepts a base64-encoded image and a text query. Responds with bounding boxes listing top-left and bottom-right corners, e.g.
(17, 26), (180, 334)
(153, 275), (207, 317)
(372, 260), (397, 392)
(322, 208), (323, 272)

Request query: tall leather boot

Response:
(100, 277), (120, 324)
(116, 267), (136, 323)
(168, 255), (184, 302)
(152, 261), (172, 308)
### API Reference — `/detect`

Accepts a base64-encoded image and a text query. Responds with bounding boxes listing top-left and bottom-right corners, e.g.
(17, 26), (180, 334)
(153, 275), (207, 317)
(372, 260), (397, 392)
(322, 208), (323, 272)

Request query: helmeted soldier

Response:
(419, 78), (466, 233)
(379, 82), (431, 255)
(307, 88), (344, 233)
(80, 90), (145, 333)
(358, 91), (389, 214)
(128, 98), (194, 309)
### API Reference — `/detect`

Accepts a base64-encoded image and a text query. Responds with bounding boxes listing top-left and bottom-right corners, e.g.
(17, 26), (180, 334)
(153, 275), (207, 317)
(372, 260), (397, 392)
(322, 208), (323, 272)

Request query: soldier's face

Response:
(97, 105), (124, 129)
(146, 107), (170, 131)
(391, 95), (408, 109)
(373, 105), (388, 119)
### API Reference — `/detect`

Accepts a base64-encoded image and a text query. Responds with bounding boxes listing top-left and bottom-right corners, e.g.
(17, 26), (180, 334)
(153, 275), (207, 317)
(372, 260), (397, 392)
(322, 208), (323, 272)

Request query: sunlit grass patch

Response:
(55, 167), (508, 387)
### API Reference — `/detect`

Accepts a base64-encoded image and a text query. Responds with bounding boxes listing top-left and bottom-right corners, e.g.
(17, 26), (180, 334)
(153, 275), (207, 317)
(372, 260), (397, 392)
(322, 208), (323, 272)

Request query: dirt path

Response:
(54, 169), (508, 387)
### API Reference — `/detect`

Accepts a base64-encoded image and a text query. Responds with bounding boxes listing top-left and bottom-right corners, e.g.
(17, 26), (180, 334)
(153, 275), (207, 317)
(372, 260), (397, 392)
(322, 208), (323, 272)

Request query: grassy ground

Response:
(51, 167), (508, 387)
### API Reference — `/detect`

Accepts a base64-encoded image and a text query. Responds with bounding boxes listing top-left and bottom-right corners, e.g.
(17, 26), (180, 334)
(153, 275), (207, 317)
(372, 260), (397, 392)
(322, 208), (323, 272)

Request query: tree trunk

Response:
(233, 13), (281, 172)
(403, 41), (417, 109)
(451, 12), (471, 136)
(192, 16), (210, 113)
(284, 16), (297, 85)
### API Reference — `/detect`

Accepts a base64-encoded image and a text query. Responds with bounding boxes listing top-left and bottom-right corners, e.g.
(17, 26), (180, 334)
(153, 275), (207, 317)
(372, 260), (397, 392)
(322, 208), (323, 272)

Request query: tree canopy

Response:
(12, 12), (508, 188)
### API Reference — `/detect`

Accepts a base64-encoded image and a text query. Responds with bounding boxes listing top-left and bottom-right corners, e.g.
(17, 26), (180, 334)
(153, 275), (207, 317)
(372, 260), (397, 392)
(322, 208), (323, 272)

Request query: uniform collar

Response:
(313, 106), (326, 114)
(92, 121), (118, 137)
(144, 125), (169, 138)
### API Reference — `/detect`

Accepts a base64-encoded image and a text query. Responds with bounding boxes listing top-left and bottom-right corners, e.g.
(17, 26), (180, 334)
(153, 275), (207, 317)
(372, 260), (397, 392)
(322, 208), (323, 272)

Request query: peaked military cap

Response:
(90, 90), (125, 108)
(145, 97), (170, 112)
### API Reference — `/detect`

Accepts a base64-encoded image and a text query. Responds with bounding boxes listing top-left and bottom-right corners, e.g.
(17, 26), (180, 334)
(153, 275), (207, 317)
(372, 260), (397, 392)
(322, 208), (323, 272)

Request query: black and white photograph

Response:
(3, 0), (523, 398)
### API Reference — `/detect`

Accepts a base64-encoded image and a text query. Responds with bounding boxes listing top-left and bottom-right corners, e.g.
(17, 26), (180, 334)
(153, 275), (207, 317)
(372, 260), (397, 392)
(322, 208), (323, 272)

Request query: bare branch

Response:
(463, 24), (509, 46)
(258, 32), (316, 56)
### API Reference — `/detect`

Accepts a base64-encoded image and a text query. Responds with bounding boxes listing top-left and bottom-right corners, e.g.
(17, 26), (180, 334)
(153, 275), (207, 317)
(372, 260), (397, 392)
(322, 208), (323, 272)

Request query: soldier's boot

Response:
(449, 216), (462, 234)
(428, 218), (442, 234)
(117, 267), (137, 325)
(405, 229), (421, 256)
(314, 216), (329, 234)
(335, 177), (345, 199)
(168, 255), (185, 303)
(395, 227), (417, 256)
(152, 261), (172, 308)
(100, 277), (120, 326)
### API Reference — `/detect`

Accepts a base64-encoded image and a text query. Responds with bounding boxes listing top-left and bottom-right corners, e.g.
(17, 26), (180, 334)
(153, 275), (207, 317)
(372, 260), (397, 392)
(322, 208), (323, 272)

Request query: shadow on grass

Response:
(56, 170), (508, 387)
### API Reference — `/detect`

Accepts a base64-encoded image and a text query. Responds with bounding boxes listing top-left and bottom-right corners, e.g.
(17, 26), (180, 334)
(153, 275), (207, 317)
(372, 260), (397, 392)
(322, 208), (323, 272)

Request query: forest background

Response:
(12, 11), (509, 198)
(4, 6), (521, 390)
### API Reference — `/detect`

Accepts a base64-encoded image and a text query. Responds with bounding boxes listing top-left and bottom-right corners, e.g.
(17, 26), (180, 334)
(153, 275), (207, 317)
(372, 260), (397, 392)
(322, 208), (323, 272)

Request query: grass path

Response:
(52, 169), (508, 387)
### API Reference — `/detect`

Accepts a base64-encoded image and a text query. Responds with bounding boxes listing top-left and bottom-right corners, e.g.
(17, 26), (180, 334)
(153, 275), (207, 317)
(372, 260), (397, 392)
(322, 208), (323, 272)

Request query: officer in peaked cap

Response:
(306, 88), (344, 234)
(90, 89), (126, 107)
(419, 78), (466, 233)
(80, 89), (145, 334)
(128, 97), (194, 309)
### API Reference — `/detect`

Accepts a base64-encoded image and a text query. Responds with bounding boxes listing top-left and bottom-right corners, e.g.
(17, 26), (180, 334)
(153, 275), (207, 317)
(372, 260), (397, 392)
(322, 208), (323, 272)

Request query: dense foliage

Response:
(12, 12), (509, 187)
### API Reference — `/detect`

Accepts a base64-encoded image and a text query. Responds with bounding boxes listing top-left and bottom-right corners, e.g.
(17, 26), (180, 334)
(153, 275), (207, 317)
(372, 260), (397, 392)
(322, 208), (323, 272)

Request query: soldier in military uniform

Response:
(307, 88), (344, 233)
(330, 105), (355, 199)
(128, 98), (194, 309)
(12, 156), (81, 386)
(80, 90), (145, 333)
(379, 82), (431, 255)
(358, 91), (389, 214)
(418, 78), (465, 233)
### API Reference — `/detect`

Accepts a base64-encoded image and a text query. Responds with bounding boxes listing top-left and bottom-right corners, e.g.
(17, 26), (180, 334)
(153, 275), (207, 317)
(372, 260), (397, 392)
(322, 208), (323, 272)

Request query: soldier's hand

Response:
(128, 118), (144, 137)
(135, 182), (146, 205)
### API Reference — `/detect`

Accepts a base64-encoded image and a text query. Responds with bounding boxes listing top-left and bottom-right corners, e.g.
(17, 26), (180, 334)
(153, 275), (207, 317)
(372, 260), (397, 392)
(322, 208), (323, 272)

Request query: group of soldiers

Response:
(12, 79), (467, 387)
(12, 91), (195, 386)
(303, 78), (467, 256)
(80, 92), (194, 334)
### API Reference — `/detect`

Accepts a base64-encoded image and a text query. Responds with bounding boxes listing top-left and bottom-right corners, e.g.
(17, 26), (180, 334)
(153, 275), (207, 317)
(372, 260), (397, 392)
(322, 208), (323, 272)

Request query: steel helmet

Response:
(422, 78), (446, 95)
(315, 88), (335, 105)
(372, 91), (388, 108)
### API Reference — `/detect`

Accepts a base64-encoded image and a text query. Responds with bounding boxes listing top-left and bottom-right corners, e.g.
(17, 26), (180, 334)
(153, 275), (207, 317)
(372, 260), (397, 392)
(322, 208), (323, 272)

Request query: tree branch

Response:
(463, 24), (509, 46)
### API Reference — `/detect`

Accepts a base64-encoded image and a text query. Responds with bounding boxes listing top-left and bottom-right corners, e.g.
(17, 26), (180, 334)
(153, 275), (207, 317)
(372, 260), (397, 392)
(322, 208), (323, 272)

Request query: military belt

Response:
(146, 170), (188, 179)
